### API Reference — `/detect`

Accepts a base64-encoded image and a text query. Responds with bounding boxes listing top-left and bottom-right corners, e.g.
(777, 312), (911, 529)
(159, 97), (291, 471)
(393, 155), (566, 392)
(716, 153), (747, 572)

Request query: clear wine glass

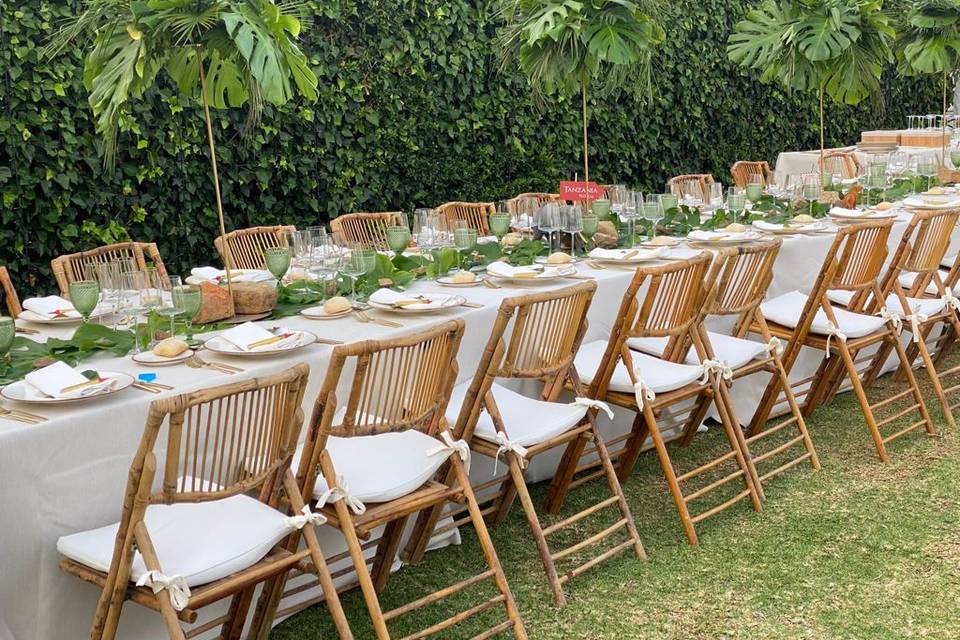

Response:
(172, 283), (202, 342)
(157, 275), (185, 338)
(339, 242), (375, 300)
(727, 187), (746, 224)
(563, 204), (583, 257)
(536, 202), (560, 253)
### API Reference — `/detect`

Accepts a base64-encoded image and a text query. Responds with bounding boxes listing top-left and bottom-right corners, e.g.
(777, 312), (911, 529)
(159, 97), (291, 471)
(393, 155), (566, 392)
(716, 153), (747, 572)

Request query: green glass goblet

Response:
(386, 226), (411, 254)
(0, 317), (14, 360)
(581, 214), (599, 248)
(172, 284), (202, 342)
(454, 227), (478, 270)
(659, 193), (679, 212)
(951, 151), (960, 169)
(264, 246), (291, 289)
(68, 280), (100, 324)
(489, 213), (511, 242)
(746, 183), (763, 202)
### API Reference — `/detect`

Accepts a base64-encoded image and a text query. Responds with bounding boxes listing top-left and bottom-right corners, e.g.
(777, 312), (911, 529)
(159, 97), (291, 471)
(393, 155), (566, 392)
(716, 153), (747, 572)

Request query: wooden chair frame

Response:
(437, 201), (494, 235)
(819, 151), (862, 179)
(59, 365), (352, 640)
(748, 220), (935, 463)
(0, 266), (22, 317)
(584, 253), (763, 546)
(506, 193), (559, 215)
(329, 212), (404, 251)
(213, 225), (296, 271)
(404, 283), (645, 605)
(51, 242), (168, 296)
(667, 174), (715, 203)
(868, 208), (960, 429)
(730, 161), (773, 189)
(251, 321), (527, 640)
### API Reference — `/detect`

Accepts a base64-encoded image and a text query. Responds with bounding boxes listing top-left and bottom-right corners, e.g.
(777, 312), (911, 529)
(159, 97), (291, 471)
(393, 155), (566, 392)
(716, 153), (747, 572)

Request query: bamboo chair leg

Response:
(133, 523), (186, 639)
(449, 455), (527, 639)
(802, 352), (844, 417)
(715, 384), (764, 505)
(615, 412), (650, 484)
(915, 332), (956, 430)
(219, 587), (255, 640)
(890, 336), (937, 437)
(837, 343), (891, 462)
(645, 406), (700, 546)
(774, 360), (822, 472)
(590, 418), (646, 562)
(507, 455), (567, 605)
(490, 472), (520, 525)
(544, 432), (590, 514)
(371, 516), (408, 594)
(932, 322), (957, 367)
(677, 394), (712, 448)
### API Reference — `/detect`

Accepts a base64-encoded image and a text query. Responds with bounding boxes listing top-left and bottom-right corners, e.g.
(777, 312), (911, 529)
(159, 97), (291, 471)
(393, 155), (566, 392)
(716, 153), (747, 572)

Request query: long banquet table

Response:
(2, 209), (956, 640)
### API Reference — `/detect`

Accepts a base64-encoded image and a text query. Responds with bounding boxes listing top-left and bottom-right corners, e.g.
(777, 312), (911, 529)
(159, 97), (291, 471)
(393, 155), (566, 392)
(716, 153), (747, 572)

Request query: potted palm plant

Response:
(497, 0), (664, 188)
(895, 0), (960, 170)
(47, 0), (319, 300)
(728, 0), (894, 181)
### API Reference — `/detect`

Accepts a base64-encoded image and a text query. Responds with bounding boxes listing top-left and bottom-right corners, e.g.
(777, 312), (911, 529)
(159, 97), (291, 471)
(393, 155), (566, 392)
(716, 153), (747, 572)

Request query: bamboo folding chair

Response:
(56, 365), (352, 640)
(820, 151), (862, 179)
(730, 161), (773, 188)
(667, 174), (715, 202)
(213, 225), (296, 270)
(748, 220), (935, 463)
(51, 242), (169, 295)
(0, 266), (22, 317)
(860, 208), (960, 429)
(403, 283), (645, 605)
(575, 253), (763, 546)
(329, 212), (404, 251)
(506, 193), (559, 214)
(251, 321), (527, 640)
(437, 201), (494, 235)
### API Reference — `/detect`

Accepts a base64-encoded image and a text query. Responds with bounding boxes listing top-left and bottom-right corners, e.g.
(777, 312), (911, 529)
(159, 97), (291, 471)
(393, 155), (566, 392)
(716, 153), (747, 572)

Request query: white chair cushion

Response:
(576, 340), (704, 394)
(628, 332), (767, 370)
(446, 381), (587, 448)
(883, 293), (946, 317)
(897, 271), (960, 295)
(761, 290), (887, 338)
(312, 430), (452, 504)
(826, 289), (855, 307)
(57, 493), (291, 588)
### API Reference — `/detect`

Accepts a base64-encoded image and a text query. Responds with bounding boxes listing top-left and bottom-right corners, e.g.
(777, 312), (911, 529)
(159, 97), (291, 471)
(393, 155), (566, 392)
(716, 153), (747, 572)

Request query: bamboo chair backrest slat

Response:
(141, 365), (309, 504)
(705, 239), (782, 317)
(329, 212), (403, 251)
(437, 201), (494, 235)
(51, 242), (168, 295)
(312, 320), (465, 438)
(667, 174), (714, 203)
(214, 225), (296, 271)
(879, 209), (959, 298)
(820, 152), (861, 179)
(507, 193), (559, 215)
(0, 266), (21, 317)
(828, 220), (893, 293)
(730, 161), (773, 189)
(628, 253), (712, 341)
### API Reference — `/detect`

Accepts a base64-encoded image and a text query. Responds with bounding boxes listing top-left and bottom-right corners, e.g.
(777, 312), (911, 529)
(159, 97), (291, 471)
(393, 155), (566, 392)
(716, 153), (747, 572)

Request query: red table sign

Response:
(559, 181), (605, 201)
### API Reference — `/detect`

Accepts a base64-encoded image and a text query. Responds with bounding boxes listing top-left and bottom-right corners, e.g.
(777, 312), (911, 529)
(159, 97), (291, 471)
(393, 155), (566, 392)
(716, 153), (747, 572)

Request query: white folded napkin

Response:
(752, 221), (784, 232)
(369, 288), (450, 310)
(24, 361), (118, 399)
(486, 261), (541, 278)
(829, 207), (864, 217)
(22, 296), (80, 319)
(188, 267), (275, 284)
(687, 229), (757, 242)
(219, 322), (302, 352)
(588, 247), (665, 261)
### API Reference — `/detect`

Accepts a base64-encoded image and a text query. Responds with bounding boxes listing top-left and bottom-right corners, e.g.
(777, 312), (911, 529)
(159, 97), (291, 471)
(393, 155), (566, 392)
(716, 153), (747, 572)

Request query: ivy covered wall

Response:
(0, 0), (940, 291)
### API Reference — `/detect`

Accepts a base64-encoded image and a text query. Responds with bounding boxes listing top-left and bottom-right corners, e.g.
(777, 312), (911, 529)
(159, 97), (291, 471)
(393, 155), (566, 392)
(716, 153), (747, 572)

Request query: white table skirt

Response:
(1, 211), (955, 640)
(775, 145), (943, 178)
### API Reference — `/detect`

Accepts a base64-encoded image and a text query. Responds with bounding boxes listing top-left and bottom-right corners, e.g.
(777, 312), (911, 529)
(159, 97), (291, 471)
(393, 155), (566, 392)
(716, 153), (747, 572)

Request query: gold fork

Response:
(186, 355), (243, 375)
(585, 260), (606, 270)
(482, 278), (502, 289)
(0, 405), (46, 424)
(354, 310), (402, 328)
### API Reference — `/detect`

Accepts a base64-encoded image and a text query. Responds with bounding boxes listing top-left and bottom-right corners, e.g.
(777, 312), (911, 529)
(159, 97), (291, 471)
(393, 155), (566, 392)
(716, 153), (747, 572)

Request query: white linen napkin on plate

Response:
(588, 247), (666, 261)
(24, 361), (119, 399)
(369, 288), (449, 310)
(219, 322), (301, 352)
(829, 207), (864, 217)
(22, 296), (80, 318)
(752, 220), (785, 232)
(486, 262), (541, 278)
(188, 267), (275, 284)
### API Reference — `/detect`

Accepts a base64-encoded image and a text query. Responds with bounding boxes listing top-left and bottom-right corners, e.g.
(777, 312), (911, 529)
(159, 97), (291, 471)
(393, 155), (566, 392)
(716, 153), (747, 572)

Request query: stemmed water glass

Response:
(0, 317), (15, 361)
(746, 175), (764, 202)
(453, 220), (478, 270)
(69, 279), (100, 324)
(918, 160), (937, 192)
(285, 229), (312, 274)
(264, 246), (291, 289)
(642, 194), (662, 240)
(172, 282), (202, 342)
(563, 204), (584, 257)
(339, 242), (376, 300)
(727, 188), (747, 224)
(307, 233), (338, 295)
(709, 182), (724, 209)
(802, 174), (821, 216)
(386, 213), (411, 256)
(659, 192), (678, 213)
(581, 212), (599, 249)
(536, 202), (561, 253)
(157, 276), (186, 338)
(490, 203), (512, 245)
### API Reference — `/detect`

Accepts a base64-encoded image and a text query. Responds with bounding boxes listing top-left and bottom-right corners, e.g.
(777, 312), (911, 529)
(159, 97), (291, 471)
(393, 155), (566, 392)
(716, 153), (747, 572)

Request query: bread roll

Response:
(323, 296), (352, 314)
(791, 214), (816, 224)
(723, 223), (747, 232)
(649, 235), (676, 246)
(874, 201), (894, 211)
(451, 270), (476, 283)
(546, 252), (573, 264)
(153, 337), (189, 358)
(926, 187), (946, 195)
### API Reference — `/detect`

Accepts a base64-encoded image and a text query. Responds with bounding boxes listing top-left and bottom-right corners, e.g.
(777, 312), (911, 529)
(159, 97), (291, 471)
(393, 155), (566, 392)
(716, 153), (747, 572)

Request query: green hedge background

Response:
(0, 0), (941, 293)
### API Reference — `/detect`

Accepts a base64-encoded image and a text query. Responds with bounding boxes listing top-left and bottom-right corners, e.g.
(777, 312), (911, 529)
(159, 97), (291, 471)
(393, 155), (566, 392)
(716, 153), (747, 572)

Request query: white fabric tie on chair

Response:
(427, 430), (472, 474)
(824, 321), (847, 358)
(698, 359), (733, 387)
(632, 366), (656, 412)
(876, 307), (902, 335)
(283, 505), (327, 530)
(943, 291), (960, 312)
(492, 431), (529, 475)
(136, 571), (191, 612)
(904, 305), (929, 344)
(316, 475), (367, 515)
(571, 397), (614, 419)
(766, 337), (783, 357)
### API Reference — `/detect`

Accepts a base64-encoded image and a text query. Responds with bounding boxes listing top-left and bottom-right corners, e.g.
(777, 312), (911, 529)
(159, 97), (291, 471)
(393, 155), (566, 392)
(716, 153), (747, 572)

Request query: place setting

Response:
(367, 287), (481, 312)
(485, 260), (578, 284)
(0, 360), (133, 407)
(202, 321), (320, 358)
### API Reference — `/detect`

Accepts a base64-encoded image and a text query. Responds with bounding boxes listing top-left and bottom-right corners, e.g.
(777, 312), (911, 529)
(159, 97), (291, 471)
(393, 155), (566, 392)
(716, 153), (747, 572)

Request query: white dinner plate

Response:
(1, 371), (134, 405)
(132, 349), (195, 367)
(367, 295), (465, 314)
(437, 276), (487, 287)
(902, 196), (960, 210)
(300, 306), (353, 320)
(488, 265), (578, 283)
(17, 310), (83, 325)
(828, 210), (898, 221)
(204, 331), (318, 357)
(588, 248), (667, 264)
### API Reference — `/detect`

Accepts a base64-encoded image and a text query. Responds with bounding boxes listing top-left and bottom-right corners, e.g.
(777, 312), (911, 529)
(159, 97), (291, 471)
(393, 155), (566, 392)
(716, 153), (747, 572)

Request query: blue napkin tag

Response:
(138, 373), (157, 383)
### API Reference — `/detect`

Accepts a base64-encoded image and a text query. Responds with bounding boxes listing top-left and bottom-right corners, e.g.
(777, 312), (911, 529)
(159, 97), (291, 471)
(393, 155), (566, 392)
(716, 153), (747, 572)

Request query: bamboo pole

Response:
(581, 81), (589, 186)
(943, 71), (948, 169)
(197, 47), (235, 307)
(819, 83), (825, 188)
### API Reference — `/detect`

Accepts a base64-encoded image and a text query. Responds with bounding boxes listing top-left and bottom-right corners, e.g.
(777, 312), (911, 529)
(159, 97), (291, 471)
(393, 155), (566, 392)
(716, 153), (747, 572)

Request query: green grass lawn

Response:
(272, 369), (960, 639)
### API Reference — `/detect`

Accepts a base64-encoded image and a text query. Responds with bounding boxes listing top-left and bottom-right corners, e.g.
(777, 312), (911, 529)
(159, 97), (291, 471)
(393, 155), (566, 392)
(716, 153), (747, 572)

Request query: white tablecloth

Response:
(1, 212), (955, 639)
(775, 145), (943, 178)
